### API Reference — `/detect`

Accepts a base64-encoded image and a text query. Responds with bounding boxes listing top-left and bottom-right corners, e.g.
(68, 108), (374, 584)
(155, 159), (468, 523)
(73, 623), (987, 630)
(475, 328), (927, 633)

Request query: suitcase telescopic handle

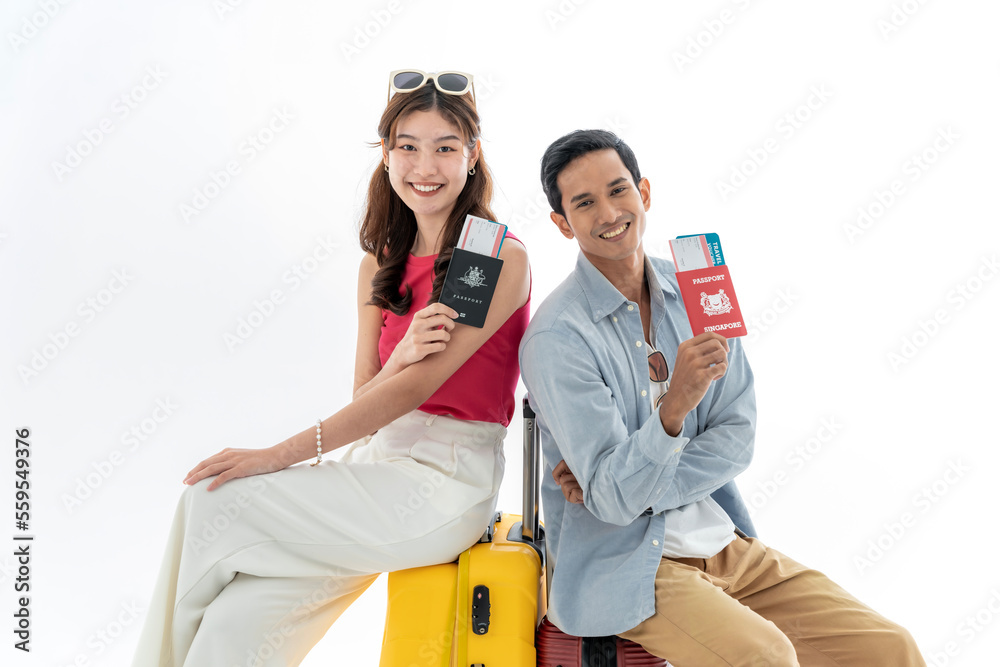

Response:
(521, 396), (542, 543)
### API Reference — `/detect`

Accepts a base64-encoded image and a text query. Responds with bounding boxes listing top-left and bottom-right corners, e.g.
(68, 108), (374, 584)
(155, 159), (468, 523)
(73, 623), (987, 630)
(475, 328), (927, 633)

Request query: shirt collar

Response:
(574, 250), (679, 323)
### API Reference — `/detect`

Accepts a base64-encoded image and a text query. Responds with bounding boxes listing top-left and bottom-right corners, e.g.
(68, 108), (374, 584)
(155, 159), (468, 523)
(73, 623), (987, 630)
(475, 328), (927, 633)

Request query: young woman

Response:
(131, 70), (531, 666)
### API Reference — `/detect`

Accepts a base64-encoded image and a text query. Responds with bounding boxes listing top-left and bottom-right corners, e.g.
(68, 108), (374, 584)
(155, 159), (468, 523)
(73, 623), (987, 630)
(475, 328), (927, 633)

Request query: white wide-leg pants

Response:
(130, 410), (507, 667)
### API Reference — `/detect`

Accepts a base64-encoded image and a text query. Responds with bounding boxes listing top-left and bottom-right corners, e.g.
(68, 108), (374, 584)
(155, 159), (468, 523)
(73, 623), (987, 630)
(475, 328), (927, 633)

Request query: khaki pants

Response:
(618, 534), (925, 666)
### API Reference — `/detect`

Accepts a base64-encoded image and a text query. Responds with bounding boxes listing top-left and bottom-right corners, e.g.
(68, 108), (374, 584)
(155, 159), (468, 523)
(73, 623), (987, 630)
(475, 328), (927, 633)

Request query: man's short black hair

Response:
(540, 129), (642, 216)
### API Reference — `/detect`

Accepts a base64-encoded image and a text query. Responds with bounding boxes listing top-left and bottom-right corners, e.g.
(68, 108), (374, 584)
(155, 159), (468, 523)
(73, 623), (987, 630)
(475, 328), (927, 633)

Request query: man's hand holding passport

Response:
(669, 233), (747, 339)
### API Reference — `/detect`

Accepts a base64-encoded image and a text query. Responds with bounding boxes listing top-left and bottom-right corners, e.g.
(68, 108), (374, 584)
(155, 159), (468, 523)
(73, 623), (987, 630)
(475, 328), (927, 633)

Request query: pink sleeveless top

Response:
(378, 232), (529, 427)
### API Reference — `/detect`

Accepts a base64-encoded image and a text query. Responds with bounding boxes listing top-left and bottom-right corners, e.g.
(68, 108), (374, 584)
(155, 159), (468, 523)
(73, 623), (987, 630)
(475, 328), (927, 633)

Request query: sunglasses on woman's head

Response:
(388, 69), (476, 105)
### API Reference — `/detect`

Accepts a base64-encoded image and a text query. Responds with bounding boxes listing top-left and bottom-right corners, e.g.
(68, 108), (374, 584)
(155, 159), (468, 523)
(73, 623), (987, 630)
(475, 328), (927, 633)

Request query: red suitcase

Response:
(536, 618), (669, 666)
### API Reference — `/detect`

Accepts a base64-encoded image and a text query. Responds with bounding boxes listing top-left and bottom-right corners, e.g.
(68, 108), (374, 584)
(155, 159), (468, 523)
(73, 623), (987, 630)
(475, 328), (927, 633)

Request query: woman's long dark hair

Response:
(359, 83), (496, 316)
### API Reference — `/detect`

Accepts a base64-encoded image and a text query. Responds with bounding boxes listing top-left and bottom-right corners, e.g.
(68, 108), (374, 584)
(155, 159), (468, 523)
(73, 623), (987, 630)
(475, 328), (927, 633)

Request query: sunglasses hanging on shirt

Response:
(648, 349), (670, 409)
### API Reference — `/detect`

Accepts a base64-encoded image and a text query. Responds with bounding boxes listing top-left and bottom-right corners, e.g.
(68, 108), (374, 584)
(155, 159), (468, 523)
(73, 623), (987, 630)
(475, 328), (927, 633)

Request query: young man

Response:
(518, 129), (925, 666)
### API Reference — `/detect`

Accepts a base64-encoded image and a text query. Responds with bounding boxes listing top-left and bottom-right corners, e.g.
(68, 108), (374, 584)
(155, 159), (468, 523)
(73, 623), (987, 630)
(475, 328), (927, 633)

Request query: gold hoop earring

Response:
(468, 166), (476, 176)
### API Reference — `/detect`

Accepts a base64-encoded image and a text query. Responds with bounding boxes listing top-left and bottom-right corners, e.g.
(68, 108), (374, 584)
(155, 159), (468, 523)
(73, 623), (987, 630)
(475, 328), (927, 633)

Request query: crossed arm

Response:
(521, 329), (755, 525)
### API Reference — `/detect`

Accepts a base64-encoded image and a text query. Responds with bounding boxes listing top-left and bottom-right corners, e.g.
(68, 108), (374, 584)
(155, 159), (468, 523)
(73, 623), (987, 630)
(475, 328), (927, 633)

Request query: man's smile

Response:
(599, 221), (630, 239)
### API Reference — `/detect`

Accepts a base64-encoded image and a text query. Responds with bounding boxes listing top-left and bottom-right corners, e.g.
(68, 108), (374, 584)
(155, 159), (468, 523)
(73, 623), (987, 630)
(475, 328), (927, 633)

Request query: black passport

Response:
(439, 247), (504, 328)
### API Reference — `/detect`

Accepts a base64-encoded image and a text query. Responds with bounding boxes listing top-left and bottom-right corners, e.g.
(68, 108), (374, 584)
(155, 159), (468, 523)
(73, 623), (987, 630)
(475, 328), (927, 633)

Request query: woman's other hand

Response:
(386, 302), (459, 369)
(183, 445), (290, 491)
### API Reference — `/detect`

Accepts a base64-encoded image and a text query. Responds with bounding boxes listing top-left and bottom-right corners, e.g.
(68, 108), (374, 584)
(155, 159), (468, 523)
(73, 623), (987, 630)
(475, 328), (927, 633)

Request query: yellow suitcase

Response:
(380, 399), (546, 667)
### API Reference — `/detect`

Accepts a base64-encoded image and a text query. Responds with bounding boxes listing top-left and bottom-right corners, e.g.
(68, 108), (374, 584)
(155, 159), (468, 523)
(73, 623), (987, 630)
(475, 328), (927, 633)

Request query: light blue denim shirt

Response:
(518, 250), (757, 637)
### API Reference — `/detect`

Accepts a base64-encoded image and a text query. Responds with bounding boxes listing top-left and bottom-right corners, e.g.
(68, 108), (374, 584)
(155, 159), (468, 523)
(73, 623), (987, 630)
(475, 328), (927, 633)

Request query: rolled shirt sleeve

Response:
(649, 334), (756, 513)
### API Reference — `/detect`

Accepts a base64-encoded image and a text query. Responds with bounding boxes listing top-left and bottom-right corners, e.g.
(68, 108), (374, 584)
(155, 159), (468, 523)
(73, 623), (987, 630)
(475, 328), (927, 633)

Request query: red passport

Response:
(674, 264), (747, 338)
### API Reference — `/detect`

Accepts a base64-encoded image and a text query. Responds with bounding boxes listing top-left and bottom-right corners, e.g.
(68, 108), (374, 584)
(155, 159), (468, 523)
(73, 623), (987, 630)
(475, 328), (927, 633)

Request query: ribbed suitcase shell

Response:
(466, 511), (546, 664)
(379, 562), (458, 666)
(379, 510), (545, 666)
(536, 618), (669, 667)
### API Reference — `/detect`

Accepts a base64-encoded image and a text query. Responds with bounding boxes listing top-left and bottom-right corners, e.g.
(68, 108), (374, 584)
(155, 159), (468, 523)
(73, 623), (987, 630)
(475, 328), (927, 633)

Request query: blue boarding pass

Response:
(671, 232), (726, 269)
(458, 214), (507, 258)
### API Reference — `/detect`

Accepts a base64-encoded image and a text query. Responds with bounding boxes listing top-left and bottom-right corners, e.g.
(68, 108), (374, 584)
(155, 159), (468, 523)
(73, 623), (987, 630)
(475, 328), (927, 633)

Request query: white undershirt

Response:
(645, 341), (737, 559)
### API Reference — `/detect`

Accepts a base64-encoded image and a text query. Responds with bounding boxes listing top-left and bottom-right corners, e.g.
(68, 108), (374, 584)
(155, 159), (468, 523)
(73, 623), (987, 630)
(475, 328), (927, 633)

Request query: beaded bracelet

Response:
(309, 418), (323, 466)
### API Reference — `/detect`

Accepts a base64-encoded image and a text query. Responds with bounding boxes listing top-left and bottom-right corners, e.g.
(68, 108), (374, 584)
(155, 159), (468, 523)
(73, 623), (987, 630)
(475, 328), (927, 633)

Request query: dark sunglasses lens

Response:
(648, 351), (669, 383)
(393, 72), (424, 90)
(435, 73), (469, 93)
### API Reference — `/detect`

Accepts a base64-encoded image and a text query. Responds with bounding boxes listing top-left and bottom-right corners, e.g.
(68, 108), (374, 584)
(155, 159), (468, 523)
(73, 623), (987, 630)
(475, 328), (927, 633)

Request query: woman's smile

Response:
(409, 182), (445, 196)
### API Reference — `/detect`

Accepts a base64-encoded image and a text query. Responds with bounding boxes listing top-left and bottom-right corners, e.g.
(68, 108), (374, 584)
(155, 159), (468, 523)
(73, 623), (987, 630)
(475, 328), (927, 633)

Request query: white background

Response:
(2, 0), (999, 665)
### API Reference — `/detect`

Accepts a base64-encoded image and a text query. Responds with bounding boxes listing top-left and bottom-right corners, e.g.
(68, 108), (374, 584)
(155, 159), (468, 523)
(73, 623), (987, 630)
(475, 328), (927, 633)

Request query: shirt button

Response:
(674, 447), (681, 453)
(652, 540), (660, 547)
(636, 341), (642, 347)
(641, 390), (647, 397)
(627, 305), (634, 311)
(613, 316), (618, 322)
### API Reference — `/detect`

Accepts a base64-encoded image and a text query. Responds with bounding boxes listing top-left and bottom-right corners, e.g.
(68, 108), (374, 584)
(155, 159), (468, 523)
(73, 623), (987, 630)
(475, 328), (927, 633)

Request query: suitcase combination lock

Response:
(471, 585), (491, 634)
